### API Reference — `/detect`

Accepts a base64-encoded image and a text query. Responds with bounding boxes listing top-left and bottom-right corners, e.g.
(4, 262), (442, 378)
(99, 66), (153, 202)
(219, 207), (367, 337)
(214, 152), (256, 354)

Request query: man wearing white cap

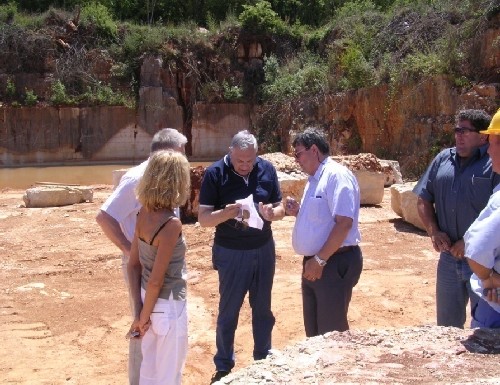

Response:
(464, 108), (500, 328)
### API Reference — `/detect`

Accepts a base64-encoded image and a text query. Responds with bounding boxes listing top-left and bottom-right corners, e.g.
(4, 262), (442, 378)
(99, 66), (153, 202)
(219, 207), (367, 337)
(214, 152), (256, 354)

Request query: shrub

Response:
(0, 2), (16, 24)
(200, 81), (223, 103)
(222, 80), (243, 102)
(338, 44), (376, 90)
(24, 89), (38, 106)
(398, 51), (446, 82)
(263, 53), (328, 102)
(80, 2), (118, 42)
(50, 80), (72, 105)
(79, 83), (133, 107)
(239, 0), (287, 35)
(5, 77), (16, 98)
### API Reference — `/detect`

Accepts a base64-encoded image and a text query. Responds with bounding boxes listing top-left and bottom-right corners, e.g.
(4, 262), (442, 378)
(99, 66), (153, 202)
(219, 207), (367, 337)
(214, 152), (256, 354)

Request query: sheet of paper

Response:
(235, 194), (263, 230)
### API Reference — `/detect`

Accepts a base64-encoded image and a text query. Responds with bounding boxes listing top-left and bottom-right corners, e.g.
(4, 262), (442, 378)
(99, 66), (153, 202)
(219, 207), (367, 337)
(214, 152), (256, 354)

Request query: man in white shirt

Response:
(96, 128), (187, 385)
(286, 128), (362, 336)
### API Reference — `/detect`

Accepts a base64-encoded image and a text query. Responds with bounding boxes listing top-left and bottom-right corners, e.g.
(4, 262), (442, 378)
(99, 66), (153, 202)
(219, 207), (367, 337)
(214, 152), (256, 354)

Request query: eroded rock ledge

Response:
(215, 326), (500, 384)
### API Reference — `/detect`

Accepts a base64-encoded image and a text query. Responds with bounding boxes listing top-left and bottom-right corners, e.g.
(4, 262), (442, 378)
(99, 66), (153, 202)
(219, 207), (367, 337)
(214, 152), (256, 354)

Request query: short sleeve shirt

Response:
(413, 145), (499, 243)
(464, 185), (500, 313)
(198, 155), (282, 250)
(292, 158), (361, 256)
(100, 160), (148, 242)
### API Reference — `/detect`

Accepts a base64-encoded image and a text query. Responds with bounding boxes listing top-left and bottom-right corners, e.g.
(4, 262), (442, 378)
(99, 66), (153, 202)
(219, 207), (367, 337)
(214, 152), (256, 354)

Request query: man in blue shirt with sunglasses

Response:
(414, 109), (500, 328)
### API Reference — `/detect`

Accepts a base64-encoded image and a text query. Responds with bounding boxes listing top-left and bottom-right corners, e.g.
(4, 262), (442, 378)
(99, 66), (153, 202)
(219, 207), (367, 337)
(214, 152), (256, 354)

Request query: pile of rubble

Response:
(215, 326), (500, 384)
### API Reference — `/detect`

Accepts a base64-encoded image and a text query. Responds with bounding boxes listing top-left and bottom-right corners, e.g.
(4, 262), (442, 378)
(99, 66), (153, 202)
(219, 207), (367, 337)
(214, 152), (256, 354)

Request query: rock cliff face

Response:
(0, 21), (498, 173)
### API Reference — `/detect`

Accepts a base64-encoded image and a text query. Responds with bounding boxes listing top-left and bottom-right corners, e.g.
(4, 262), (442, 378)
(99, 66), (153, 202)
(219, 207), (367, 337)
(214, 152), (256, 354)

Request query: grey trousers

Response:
(122, 253), (142, 385)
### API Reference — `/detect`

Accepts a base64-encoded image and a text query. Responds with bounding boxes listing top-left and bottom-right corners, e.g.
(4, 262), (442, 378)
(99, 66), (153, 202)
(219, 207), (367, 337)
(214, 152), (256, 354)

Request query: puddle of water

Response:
(0, 162), (210, 189)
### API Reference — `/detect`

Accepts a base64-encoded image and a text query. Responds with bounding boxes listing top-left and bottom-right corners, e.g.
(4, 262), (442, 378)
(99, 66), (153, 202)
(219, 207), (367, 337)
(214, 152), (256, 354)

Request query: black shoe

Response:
(210, 370), (230, 384)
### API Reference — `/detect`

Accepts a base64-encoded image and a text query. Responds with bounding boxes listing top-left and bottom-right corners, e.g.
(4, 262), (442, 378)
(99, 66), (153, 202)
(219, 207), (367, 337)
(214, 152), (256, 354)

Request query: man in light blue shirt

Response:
(286, 128), (362, 336)
(464, 108), (500, 328)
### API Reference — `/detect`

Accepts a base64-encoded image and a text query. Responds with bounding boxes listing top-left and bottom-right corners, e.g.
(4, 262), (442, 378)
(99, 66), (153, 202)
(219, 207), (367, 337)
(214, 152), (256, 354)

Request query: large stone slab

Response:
(23, 185), (93, 208)
(390, 182), (425, 231)
(353, 170), (385, 205)
(379, 159), (403, 186)
(277, 171), (307, 202)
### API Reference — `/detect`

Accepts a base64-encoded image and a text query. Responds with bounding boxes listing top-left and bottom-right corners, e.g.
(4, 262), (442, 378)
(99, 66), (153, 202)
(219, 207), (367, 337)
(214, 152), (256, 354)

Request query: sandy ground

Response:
(0, 186), (451, 384)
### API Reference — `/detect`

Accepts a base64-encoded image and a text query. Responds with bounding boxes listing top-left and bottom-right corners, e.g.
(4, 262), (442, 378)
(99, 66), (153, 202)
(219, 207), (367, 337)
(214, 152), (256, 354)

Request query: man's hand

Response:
(222, 203), (242, 221)
(430, 231), (451, 252)
(303, 258), (324, 281)
(285, 196), (300, 216)
(258, 202), (275, 221)
(449, 239), (465, 260)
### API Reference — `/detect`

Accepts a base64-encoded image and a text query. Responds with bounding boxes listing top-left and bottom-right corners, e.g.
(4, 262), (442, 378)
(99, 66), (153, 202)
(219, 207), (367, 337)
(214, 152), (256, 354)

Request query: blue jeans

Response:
(436, 252), (478, 328)
(212, 239), (276, 372)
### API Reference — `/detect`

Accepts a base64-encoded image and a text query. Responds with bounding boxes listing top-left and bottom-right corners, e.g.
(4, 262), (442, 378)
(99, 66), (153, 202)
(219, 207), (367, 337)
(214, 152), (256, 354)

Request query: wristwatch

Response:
(314, 255), (327, 267)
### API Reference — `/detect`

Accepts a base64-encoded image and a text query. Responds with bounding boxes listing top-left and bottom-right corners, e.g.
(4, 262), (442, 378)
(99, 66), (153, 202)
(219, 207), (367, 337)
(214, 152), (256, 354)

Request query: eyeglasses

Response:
(294, 148), (309, 159)
(454, 126), (478, 135)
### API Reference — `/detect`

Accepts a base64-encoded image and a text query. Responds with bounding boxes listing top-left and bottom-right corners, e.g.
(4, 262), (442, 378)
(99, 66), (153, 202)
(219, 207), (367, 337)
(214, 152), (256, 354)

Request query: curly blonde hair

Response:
(136, 150), (191, 211)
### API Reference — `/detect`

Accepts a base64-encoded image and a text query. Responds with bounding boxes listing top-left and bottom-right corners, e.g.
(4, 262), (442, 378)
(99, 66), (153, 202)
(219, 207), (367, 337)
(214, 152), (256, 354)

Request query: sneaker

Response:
(210, 370), (230, 384)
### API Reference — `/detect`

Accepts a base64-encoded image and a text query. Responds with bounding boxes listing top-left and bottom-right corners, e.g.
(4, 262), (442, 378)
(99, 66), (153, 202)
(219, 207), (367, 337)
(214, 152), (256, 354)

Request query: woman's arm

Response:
(139, 217), (182, 328)
(127, 228), (145, 335)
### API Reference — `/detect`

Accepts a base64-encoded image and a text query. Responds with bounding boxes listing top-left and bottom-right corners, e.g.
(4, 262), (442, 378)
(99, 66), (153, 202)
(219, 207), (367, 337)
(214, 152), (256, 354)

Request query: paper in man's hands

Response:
(235, 194), (264, 230)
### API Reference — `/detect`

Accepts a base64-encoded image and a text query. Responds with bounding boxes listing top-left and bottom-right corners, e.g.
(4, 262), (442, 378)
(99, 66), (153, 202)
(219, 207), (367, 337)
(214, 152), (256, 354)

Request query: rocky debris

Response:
(390, 182), (425, 231)
(23, 184), (93, 208)
(333, 153), (403, 188)
(260, 152), (307, 178)
(332, 152), (383, 172)
(216, 326), (500, 384)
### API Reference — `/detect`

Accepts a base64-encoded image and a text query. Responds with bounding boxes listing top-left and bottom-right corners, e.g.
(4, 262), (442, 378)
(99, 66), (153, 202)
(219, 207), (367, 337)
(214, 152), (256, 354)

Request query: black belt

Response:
(304, 245), (356, 260)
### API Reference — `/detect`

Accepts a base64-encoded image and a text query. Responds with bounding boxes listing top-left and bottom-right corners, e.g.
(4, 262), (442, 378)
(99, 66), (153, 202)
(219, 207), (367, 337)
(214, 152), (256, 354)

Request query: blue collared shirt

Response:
(413, 144), (500, 243)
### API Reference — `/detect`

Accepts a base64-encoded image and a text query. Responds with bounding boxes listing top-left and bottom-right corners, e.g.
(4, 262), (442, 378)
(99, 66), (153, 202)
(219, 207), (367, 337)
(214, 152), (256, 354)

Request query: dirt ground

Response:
(0, 186), (452, 385)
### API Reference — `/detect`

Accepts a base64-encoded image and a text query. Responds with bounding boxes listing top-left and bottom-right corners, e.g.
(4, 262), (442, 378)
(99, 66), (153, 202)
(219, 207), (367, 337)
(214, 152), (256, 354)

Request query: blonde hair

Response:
(136, 150), (191, 211)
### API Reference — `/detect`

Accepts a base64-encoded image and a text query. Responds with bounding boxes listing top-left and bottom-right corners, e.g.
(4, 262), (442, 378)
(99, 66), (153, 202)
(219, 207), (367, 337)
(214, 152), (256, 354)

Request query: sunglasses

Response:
(294, 148), (309, 159)
(454, 126), (478, 135)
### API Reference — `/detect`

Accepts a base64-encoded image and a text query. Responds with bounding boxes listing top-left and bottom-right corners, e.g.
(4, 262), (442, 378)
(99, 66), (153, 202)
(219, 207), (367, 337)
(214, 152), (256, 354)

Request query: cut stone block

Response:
(353, 170), (385, 205)
(23, 185), (93, 208)
(390, 182), (425, 231)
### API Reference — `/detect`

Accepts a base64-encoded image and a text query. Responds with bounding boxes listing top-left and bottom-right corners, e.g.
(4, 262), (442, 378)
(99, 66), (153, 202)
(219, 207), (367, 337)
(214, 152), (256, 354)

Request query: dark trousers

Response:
(212, 239), (276, 371)
(302, 246), (362, 337)
(471, 298), (500, 328)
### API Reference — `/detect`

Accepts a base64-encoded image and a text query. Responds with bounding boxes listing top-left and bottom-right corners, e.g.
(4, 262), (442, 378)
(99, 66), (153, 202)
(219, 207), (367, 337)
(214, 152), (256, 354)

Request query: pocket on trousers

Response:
(150, 301), (187, 336)
(150, 312), (172, 336)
